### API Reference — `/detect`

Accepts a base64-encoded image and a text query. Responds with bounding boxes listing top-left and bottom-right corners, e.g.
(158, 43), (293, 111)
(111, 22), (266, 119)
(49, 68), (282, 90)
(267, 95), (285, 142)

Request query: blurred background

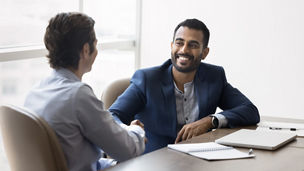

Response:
(1, 0), (304, 170)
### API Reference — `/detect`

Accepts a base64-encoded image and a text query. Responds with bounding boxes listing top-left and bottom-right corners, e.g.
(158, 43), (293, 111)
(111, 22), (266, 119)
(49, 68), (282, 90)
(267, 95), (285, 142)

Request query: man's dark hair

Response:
(173, 18), (210, 48)
(44, 12), (96, 69)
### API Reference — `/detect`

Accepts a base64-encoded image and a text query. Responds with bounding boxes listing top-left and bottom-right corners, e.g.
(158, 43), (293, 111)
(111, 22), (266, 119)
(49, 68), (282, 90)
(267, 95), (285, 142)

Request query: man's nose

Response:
(179, 44), (190, 54)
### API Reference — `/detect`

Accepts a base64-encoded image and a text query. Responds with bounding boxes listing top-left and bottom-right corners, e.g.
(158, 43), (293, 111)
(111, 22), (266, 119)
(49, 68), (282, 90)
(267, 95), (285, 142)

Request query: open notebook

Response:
(168, 142), (254, 160)
(215, 129), (297, 150)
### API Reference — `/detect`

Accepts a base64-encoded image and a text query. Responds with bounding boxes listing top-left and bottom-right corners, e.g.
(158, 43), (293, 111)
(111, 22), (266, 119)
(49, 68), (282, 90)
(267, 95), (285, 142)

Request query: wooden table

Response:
(105, 125), (304, 171)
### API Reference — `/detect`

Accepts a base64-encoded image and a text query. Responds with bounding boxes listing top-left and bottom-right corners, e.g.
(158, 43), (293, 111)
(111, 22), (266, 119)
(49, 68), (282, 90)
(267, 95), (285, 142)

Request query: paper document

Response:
(168, 142), (255, 161)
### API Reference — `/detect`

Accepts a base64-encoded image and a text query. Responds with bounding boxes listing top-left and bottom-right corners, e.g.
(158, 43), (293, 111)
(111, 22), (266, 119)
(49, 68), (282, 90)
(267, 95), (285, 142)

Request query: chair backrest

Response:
(0, 105), (68, 171)
(101, 78), (130, 110)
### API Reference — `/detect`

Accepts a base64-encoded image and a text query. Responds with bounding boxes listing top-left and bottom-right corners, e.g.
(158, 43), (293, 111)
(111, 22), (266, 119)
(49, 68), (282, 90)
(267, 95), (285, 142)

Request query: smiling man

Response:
(110, 18), (260, 153)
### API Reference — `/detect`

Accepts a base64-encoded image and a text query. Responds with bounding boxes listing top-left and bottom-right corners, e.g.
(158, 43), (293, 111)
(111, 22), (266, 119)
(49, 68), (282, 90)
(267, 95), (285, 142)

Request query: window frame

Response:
(0, 0), (142, 69)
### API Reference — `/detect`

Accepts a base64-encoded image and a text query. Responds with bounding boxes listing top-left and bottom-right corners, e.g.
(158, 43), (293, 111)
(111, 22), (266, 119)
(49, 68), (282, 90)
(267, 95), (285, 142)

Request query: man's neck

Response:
(68, 67), (83, 81)
(172, 67), (197, 93)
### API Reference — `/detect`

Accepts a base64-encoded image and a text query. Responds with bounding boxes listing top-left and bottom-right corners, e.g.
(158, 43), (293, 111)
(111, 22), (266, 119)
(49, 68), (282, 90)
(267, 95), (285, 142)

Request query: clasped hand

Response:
(130, 119), (144, 129)
(175, 116), (213, 143)
(130, 119), (148, 143)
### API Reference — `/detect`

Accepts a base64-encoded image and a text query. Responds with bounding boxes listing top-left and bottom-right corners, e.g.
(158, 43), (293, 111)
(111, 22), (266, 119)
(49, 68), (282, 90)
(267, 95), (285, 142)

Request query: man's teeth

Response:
(179, 57), (189, 60)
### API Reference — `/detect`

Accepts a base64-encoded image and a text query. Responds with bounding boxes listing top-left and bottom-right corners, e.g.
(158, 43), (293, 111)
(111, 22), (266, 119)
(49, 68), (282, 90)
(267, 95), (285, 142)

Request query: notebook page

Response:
(168, 142), (232, 153)
(168, 142), (255, 160)
(189, 148), (254, 160)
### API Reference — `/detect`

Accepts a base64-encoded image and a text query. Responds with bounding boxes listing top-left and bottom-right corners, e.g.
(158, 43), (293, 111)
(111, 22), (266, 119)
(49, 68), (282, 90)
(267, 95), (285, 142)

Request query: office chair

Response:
(0, 105), (68, 171)
(101, 78), (130, 110)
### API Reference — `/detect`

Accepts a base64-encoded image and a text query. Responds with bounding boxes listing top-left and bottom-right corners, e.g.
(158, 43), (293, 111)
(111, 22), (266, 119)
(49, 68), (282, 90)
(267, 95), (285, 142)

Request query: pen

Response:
(248, 149), (253, 155)
(269, 127), (297, 131)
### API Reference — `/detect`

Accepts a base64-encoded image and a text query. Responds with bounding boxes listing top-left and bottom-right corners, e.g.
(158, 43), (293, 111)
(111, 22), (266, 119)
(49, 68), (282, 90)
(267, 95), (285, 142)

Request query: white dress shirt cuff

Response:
(212, 113), (228, 128)
(119, 123), (145, 154)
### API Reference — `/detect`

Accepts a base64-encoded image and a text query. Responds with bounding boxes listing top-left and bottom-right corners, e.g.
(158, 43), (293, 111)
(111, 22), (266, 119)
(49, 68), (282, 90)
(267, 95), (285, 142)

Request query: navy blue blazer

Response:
(110, 59), (260, 153)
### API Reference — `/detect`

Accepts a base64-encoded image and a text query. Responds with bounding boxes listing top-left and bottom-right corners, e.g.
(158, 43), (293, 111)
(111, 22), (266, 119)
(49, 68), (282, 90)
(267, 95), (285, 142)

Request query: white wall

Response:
(140, 0), (304, 119)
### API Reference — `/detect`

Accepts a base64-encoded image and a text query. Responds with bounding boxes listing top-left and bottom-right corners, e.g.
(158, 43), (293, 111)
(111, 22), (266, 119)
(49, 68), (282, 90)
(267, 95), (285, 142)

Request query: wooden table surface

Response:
(105, 125), (304, 171)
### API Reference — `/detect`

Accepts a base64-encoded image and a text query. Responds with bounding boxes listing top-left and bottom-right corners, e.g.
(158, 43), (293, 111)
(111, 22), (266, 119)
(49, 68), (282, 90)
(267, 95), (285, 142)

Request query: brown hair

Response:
(44, 12), (96, 69)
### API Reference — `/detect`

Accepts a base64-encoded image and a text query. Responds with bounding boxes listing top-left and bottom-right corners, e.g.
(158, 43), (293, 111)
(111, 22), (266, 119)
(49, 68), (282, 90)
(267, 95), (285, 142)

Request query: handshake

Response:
(130, 119), (147, 143)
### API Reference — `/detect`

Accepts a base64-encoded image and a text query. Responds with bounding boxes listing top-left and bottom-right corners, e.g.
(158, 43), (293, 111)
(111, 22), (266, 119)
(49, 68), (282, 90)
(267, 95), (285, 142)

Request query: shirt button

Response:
(186, 117), (188, 121)
(184, 98), (187, 101)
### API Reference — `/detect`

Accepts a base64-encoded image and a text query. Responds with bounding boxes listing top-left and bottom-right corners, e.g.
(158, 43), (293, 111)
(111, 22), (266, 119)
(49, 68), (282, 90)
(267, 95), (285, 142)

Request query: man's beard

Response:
(171, 52), (202, 73)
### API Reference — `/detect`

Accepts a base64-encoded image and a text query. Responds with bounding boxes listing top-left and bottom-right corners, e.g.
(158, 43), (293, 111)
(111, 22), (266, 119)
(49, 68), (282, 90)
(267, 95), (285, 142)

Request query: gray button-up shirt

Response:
(24, 68), (145, 171)
(174, 81), (227, 130)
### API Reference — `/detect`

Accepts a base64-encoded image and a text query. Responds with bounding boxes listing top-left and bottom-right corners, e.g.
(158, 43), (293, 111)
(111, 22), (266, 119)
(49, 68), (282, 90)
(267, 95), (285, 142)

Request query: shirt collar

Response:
(53, 68), (81, 82)
(173, 80), (194, 94)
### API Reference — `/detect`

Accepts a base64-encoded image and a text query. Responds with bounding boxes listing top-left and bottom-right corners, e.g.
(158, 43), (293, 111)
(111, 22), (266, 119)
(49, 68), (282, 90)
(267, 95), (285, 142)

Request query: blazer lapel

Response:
(195, 64), (209, 118)
(160, 63), (178, 136)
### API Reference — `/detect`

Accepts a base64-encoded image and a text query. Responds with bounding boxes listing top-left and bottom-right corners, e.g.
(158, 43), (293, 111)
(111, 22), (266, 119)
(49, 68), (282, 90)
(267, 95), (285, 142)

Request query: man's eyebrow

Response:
(175, 38), (201, 45)
(188, 40), (200, 44)
(175, 38), (184, 41)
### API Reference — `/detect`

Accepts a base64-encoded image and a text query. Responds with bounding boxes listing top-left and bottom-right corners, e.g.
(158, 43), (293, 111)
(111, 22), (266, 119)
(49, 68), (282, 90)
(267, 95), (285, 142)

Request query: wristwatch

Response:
(210, 116), (219, 129)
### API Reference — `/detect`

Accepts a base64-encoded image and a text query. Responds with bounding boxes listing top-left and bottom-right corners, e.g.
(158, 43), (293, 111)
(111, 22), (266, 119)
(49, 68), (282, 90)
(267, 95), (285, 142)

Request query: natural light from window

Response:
(0, 0), (138, 170)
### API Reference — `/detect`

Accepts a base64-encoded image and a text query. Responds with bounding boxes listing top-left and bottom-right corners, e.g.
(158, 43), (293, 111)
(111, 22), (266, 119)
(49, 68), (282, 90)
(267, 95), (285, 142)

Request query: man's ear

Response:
(81, 43), (90, 59)
(201, 47), (209, 60)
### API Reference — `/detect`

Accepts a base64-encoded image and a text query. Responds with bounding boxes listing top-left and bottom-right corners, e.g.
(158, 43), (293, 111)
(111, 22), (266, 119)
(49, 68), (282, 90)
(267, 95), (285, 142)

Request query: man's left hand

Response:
(175, 116), (213, 143)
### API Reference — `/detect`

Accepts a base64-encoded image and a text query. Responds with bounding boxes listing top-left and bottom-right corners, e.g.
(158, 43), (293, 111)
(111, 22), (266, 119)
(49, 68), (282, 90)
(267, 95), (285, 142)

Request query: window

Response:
(0, 0), (141, 170)
(0, 0), (140, 105)
(84, 49), (135, 97)
(0, 0), (78, 48)
(84, 0), (137, 40)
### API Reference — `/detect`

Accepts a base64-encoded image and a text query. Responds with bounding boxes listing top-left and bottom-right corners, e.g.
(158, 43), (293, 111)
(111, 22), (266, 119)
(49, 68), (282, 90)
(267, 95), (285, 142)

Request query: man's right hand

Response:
(130, 120), (147, 143)
(130, 119), (144, 129)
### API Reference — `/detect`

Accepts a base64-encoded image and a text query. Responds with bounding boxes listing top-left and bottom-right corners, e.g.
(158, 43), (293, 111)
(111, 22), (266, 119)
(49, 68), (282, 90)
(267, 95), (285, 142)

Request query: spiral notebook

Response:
(168, 142), (255, 160)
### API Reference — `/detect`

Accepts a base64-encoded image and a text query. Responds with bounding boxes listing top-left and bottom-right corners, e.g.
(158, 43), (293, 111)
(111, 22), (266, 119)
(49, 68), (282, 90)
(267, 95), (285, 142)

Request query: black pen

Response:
(269, 127), (297, 131)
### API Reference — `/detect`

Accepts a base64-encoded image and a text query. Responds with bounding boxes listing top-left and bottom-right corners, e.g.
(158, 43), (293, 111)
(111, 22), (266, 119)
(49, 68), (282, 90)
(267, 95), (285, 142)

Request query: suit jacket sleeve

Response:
(217, 67), (260, 127)
(109, 70), (147, 124)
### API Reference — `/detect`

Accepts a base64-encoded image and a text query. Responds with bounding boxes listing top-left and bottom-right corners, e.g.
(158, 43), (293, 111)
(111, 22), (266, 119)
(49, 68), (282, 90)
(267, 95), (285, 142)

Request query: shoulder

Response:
(199, 62), (224, 72)
(196, 62), (226, 82)
(198, 62), (225, 75)
(72, 83), (95, 99)
(130, 59), (172, 91)
(72, 83), (103, 117)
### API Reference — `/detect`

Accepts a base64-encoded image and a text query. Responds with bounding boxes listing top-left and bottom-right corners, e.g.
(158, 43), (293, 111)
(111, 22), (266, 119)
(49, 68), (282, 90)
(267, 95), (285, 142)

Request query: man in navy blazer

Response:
(110, 18), (260, 153)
